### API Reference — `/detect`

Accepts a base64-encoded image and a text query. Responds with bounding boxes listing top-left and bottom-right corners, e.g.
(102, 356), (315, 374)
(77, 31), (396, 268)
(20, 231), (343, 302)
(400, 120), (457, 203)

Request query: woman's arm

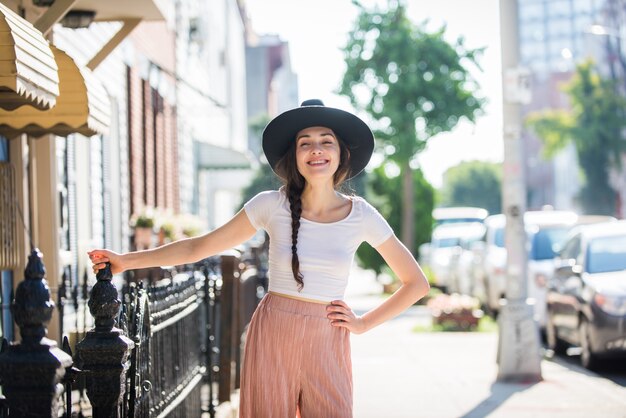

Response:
(327, 235), (430, 334)
(89, 209), (257, 275)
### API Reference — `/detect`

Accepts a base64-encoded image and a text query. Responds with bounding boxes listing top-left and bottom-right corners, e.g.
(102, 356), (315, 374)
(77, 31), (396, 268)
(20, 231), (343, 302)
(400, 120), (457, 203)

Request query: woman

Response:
(89, 99), (430, 417)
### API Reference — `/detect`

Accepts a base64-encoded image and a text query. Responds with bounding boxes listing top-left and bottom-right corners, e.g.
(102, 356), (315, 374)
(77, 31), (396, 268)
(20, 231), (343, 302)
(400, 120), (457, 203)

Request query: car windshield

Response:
(530, 227), (570, 260)
(433, 238), (459, 248)
(494, 227), (505, 248)
(437, 218), (485, 225)
(586, 235), (626, 274)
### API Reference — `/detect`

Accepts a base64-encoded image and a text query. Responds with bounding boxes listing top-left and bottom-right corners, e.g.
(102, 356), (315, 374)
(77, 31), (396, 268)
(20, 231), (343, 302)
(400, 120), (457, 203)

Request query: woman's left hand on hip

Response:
(326, 300), (367, 334)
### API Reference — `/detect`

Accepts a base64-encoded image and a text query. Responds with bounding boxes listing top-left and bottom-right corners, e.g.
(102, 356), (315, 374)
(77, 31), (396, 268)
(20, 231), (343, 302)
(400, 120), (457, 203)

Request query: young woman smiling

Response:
(89, 99), (430, 417)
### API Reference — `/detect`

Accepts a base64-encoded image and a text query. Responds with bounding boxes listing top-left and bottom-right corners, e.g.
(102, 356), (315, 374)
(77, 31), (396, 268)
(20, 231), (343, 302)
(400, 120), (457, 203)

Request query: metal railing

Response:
(0, 244), (267, 417)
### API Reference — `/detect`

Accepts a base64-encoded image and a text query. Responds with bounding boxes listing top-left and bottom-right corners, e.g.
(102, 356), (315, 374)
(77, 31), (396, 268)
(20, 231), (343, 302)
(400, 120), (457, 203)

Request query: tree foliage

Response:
(356, 163), (434, 274)
(339, 0), (485, 252)
(526, 61), (626, 215)
(440, 161), (502, 215)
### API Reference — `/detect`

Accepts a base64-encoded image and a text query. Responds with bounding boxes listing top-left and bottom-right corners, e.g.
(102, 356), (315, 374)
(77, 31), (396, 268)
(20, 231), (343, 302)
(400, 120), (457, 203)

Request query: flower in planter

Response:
(176, 213), (206, 237)
(131, 208), (157, 249)
(427, 293), (483, 330)
(130, 208), (156, 229)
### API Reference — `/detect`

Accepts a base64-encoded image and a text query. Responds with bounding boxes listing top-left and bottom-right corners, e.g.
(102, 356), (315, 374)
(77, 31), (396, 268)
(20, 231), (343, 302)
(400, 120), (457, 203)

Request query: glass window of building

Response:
(573, 0), (594, 14)
(574, 13), (593, 33)
(521, 42), (546, 62)
(548, 18), (573, 37)
(519, 2), (544, 21)
(547, 0), (572, 18)
(521, 21), (546, 42)
(549, 38), (574, 58)
(0, 137), (6, 162)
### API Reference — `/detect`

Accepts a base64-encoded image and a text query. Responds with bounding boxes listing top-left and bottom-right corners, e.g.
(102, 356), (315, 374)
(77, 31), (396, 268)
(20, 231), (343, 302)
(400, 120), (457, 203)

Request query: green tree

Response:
(526, 61), (626, 215)
(440, 161), (502, 215)
(239, 163), (282, 208)
(339, 0), (485, 253)
(357, 163), (434, 274)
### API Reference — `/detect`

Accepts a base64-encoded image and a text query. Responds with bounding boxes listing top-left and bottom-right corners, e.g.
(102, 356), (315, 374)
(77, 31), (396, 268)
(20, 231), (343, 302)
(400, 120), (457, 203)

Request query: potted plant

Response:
(131, 208), (156, 249)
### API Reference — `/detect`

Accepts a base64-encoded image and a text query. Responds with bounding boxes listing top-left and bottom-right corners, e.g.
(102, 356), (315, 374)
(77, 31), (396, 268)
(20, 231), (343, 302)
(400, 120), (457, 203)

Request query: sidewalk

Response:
(345, 268), (626, 418)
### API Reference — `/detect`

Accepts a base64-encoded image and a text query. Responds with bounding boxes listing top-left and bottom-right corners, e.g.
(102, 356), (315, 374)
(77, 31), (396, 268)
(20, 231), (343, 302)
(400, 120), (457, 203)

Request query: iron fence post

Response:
(75, 263), (134, 418)
(218, 254), (237, 404)
(0, 248), (73, 417)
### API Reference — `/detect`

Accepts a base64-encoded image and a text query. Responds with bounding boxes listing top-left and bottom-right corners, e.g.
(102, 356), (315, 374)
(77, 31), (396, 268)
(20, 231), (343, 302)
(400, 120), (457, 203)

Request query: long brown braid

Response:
(275, 134), (351, 290)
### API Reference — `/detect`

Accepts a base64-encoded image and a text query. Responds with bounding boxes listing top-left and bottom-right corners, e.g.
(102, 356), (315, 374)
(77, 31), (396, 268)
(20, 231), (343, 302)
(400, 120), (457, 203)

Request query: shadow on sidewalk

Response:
(459, 379), (538, 418)
(547, 351), (626, 387)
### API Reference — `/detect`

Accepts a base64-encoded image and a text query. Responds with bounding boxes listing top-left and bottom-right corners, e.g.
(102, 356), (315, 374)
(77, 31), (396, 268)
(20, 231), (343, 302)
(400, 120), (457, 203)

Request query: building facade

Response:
(0, 0), (256, 344)
(518, 0), (625, 217)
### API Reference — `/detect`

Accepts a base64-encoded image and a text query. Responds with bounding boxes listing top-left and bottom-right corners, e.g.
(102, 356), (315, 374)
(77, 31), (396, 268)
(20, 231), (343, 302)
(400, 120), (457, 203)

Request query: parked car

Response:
(448, 224), (487, 296)
(525, 210), (579, 329)
(546, 221), (626, 370)
(473, 210), (578, 319)
(471, 214), (506, 313)
(427, 222), (486, 293)
(433, 207), (488, 227)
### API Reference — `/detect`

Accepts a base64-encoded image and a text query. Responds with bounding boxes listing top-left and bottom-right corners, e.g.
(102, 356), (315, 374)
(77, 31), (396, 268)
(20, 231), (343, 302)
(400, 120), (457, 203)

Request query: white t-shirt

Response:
(244, 189), (394, 302)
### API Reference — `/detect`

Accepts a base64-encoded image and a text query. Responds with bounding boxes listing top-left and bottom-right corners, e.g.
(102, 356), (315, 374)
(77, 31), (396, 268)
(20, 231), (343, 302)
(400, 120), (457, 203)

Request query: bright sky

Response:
(244, 0), (503, 188)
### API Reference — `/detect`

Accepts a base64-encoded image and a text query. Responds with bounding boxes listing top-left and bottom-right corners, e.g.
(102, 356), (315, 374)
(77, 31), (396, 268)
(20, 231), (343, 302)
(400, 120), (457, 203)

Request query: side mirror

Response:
(555, 263), (582, 278)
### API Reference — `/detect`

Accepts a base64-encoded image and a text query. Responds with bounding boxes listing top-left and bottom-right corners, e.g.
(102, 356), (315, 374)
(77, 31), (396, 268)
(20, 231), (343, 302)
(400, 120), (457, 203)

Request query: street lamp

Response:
(497, 0), (543, 383)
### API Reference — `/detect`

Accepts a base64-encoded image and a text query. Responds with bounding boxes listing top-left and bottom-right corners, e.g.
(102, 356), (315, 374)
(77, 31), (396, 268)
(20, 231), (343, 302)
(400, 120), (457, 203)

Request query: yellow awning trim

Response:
(0, 3), (59, 111)
(0, 46), (110, 138)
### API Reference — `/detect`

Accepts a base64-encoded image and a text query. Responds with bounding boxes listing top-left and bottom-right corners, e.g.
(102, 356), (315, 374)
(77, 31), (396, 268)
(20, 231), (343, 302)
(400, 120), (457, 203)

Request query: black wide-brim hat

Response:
(262, 99), (374, 180)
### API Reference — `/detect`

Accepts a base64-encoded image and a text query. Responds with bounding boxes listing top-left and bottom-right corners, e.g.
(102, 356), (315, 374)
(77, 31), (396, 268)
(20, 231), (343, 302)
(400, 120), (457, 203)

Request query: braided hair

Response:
(275, 134), (351, 290)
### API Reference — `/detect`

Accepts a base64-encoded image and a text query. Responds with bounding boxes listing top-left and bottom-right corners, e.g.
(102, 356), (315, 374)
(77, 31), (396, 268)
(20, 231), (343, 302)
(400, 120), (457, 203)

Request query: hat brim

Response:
(262, 106), (374, 180)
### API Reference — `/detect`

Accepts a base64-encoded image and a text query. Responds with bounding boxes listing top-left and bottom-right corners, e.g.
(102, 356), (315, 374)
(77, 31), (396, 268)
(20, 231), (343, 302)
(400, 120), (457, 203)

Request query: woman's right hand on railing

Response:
(88, 249), (126, 275)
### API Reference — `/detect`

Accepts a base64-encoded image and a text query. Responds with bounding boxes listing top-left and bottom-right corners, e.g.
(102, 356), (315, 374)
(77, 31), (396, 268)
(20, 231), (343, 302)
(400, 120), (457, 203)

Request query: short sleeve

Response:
(243, 191), (280, 230)
(361, 199), (394, 247)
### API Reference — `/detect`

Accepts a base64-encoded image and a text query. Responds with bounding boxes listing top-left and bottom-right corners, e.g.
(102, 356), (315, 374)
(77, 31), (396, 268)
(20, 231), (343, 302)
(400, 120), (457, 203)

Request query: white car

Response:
(525, 210), (579, 329)
(471, 214), (507, 313)
(433, 207), (488, 226)
(428, 222), (486, 293)
(449, 227), (487, 296)
(474, 210), (579, 323)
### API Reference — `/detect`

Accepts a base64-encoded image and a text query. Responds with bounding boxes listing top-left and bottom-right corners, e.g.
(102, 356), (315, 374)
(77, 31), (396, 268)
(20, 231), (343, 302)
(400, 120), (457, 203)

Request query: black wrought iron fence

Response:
(0, 245), (267, 418)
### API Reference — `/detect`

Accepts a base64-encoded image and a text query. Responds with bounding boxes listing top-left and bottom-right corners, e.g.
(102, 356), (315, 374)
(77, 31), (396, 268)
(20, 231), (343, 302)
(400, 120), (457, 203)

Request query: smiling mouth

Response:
(307, 159), (329, 166)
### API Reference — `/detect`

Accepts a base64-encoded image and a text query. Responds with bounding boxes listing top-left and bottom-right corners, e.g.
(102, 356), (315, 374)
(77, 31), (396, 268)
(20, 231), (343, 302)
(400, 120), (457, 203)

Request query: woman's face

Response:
(295, 126), (341, 183)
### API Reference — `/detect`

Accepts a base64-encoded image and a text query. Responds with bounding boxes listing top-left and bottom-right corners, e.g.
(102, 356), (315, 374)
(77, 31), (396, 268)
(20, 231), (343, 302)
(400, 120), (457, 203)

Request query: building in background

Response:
(0, 0), (257, 344)
(177, 0), (253, 228)
(245, 32), (299, 159)
(518, 0), (625, 218)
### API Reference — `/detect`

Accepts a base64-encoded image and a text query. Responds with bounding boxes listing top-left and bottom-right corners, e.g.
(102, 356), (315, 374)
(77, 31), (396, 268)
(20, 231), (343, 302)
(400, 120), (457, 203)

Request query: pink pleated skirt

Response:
(239, 293), (353, 418)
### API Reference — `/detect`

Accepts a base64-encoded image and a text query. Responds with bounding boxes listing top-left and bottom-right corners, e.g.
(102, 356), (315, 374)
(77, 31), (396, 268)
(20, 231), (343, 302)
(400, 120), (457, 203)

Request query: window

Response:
(548, 19), (572, 37)
(530, 227), (571, 260)
(520, 21), (545, 42)
(586, 235), (626, 273)
(572, 0), (594, 14)
(519, 2), (544, 21)
(0, 136), (7, 162)
(560, 234), (581, 260)
(547, 0), (572, 18)
(494, 227), (505, 248)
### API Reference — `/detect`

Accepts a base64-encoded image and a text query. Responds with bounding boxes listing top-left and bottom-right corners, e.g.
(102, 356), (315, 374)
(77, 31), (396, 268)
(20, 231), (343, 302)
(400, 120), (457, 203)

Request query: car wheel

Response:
(579, 319), (600, 371)
(546, 314), (567, 355)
